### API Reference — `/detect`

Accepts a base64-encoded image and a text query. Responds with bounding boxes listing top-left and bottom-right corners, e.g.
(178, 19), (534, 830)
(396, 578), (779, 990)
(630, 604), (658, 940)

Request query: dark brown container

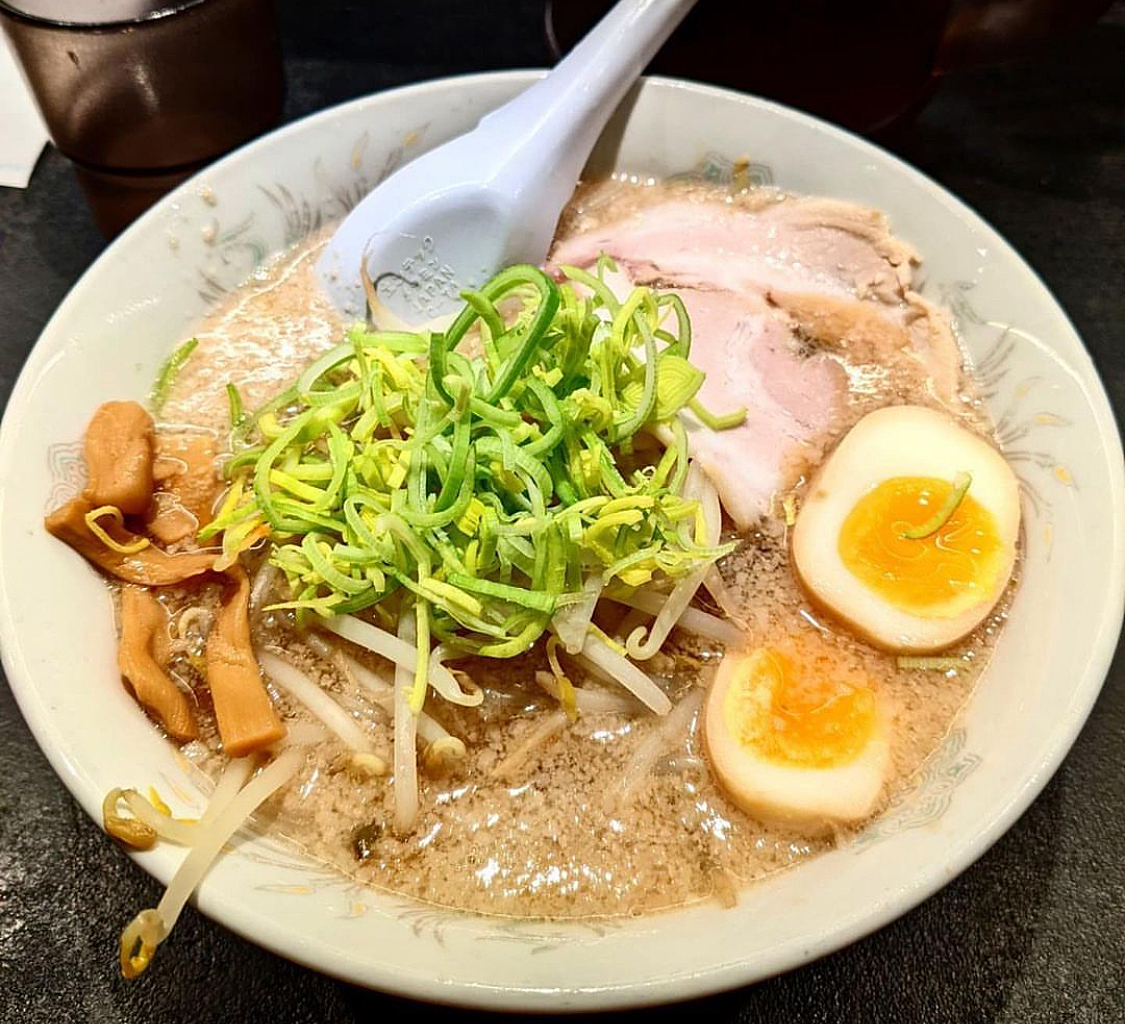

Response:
(546, 0), (1114, 136)
(1, 0), (284, 235)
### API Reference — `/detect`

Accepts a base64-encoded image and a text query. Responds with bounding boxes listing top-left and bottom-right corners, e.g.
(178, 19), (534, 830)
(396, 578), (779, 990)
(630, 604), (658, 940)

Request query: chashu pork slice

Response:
(669, 288), (847, 529)
(550, 192), (964, 527)
(551, 196), (919, 305)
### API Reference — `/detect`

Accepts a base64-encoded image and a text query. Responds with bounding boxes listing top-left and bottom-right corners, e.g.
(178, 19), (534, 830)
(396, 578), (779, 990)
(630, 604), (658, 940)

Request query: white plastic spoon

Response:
(315, 0), (697, 324)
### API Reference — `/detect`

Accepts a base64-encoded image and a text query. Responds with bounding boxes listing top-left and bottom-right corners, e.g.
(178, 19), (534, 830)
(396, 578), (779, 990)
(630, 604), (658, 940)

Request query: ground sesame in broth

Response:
(160, 230), (343, 435)
(166, 179), (1008, 919)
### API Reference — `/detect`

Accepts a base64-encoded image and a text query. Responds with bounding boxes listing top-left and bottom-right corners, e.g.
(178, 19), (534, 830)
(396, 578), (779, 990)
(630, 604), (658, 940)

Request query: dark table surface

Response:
(1, 3), (1123, 1022)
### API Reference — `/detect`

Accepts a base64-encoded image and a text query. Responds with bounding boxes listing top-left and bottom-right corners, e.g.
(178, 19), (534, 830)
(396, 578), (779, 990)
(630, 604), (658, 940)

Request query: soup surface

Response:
(142, 179), (1010, 918)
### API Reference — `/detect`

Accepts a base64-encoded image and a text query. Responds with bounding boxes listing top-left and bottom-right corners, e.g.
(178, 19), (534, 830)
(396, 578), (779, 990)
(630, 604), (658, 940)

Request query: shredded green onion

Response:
(901, 471), (973, 540)
(546, 636), (578, 721)
(896, 656), (967, 671)
(85, 505), (150, 554)
(209, 262), (740, 697)
(688, 396), (746, 431)
(150, 337), (198, 416)
(226, 383), (245, 429)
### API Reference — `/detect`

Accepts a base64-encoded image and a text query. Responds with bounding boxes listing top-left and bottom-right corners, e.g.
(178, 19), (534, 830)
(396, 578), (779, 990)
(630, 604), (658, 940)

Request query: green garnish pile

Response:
(203, 261), (742, 661)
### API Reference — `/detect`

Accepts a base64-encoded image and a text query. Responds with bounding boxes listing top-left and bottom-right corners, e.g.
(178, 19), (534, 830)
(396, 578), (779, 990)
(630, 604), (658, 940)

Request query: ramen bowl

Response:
(0, 72), (1121, 1010)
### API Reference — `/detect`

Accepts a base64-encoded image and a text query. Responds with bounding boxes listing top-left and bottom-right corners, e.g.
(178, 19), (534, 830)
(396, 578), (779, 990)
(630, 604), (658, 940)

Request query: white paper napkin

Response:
(0, 34), (49, 189)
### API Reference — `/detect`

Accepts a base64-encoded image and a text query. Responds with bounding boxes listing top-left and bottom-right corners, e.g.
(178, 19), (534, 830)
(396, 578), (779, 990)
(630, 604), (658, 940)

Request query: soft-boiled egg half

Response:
(791, 405), (1020, 652)
(704, 635), (890, 832)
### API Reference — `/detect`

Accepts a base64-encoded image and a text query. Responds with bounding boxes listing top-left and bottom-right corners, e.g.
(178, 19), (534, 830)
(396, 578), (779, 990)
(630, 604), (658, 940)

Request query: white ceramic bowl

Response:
(1, 73), (1122, 1010)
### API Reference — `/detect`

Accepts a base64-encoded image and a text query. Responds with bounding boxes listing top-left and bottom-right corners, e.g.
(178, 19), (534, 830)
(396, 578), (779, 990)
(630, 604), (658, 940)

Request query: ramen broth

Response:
(151, 179), (1009, 918)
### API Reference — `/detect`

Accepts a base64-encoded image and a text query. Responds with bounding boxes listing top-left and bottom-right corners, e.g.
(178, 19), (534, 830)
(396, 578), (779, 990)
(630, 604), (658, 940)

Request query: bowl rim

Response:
(1, 70), (1122, 1009)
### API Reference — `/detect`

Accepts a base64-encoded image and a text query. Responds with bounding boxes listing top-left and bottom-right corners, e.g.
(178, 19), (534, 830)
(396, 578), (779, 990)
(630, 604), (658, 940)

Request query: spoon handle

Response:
(481, 0), (697, 200)
(315, 0), (696, 318)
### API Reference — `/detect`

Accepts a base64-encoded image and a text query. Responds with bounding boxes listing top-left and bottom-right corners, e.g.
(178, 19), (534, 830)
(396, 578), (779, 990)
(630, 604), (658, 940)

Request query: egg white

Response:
(791, 405), (1021, 652)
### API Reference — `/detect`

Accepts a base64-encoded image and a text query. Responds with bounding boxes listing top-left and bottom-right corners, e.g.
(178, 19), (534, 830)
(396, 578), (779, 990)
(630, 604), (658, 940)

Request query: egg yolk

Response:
(722, 647), (877, 768)
(838, 476), (1005, 618)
